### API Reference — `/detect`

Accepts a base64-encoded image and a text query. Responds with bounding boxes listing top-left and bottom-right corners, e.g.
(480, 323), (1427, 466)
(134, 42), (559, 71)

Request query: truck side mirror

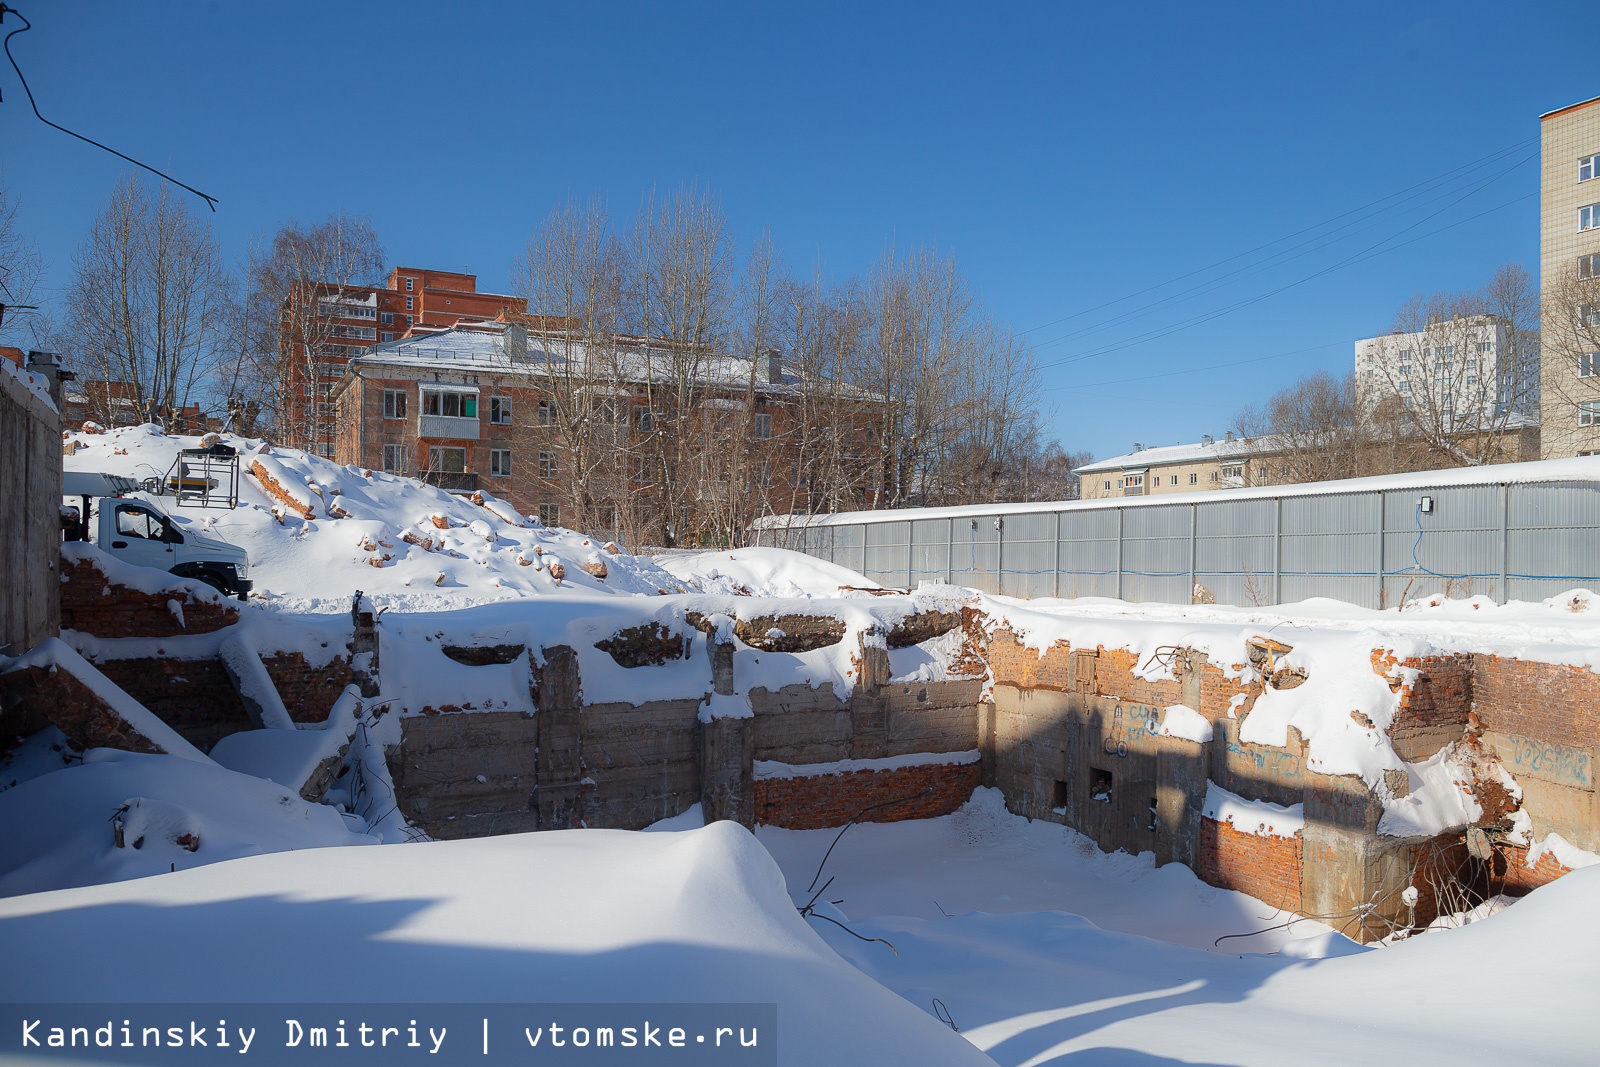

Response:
(162, 525), (184, 545)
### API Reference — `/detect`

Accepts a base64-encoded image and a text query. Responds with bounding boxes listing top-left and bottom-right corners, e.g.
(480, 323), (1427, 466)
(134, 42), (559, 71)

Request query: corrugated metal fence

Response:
(752, 476), (1600, 608)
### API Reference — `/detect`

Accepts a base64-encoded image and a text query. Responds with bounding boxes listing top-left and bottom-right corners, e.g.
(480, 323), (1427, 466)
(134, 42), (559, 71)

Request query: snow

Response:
(1157, 702), (1213, 743)
(0, 822), (989, 1066)
(0, 749), (374, 896)
(61, 425), (687, 612)
(0, 354), (56, 410)
(658, 546), (886, 597)
(1201, 781), (1304, 839)
(208, 686), (362, 794)
(754, 750), (981, 780)
(1527, 832), (1600, 871)
(746, 789), (1598, 1065)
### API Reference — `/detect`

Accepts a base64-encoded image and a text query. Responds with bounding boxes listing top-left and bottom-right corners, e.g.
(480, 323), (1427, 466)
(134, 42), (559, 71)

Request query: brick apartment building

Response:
(330, 323), (884, 542)
(283, 267), (522, 455)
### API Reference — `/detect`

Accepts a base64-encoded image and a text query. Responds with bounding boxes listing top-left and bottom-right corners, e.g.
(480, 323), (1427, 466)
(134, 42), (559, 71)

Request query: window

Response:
(422, 391), (477, 418)
(404, 277), (415, 292)
(1189, 472), (1198, 485)
(1581, 401), (1600, 428)
(427, 446), (466, 473)
(1466, 375), (1478, 386)
(115, 506), (168, 540)
(1398, 349), (1412, 363)
(756, 461), (773, 488)
(1581, 203), (1600, 231)
(1581, 352), (1600, 379)
(489, 449), (512, 477)
(329, 324), (377, 340)
(633, 405), (653, 432)
(405, 296), (415, 311)
(538, 502), (561, 526)
(405, 315), (413, 326)
(538, 450), (559, 478)
(382, 445), (407, 473)
(490, 397), (513, 425)
(753, 413), (773, 440)
(1221, 464), (1244, 480)
(380, 312), (395, 325)
(1209, 471), (1219, 482)
(1581, 253), (1600, 280)
(1122, 474), (1143, 488)
(1103, 480), (1111, 491)
(383, 390), (407, 420)
(380, 332), (395, 343)
(537, 400), (555, 426)
(1476, 342), (1492, 354)
(1582, 154), (1600, 183)
(1582, 305), (1600, 328)
(1169, 474), (1178, 485)
(1399, 382), (1411, 394)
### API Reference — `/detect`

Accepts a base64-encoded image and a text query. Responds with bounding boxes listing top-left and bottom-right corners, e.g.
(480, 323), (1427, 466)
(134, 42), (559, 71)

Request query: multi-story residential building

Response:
(1540, 95), (1600, 457)
(281, 267), (522, 455)
(1074, 434), (1269, 499)
(1356, 315), (1538, 430)
(330, 323), (884, 545)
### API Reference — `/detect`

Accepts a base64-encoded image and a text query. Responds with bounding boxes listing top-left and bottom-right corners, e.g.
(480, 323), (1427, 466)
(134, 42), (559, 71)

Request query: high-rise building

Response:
(1539, 95), (1600, 457)
(1355, 316), (1538, 431)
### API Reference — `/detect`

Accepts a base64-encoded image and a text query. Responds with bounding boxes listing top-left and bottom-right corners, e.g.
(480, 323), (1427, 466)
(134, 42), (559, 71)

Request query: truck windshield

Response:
(115, 507), (169, 541)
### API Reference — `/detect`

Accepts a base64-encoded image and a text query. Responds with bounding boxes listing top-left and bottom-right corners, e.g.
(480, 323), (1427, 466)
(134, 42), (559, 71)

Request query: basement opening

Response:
(1089, 767), (1114, 804)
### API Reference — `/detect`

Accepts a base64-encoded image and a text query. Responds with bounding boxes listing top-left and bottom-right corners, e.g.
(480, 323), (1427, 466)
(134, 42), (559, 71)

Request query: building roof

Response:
(1073, 436), (1263, 475)
(1540, 95), (1600, 121)
(337, 324), (880, 401)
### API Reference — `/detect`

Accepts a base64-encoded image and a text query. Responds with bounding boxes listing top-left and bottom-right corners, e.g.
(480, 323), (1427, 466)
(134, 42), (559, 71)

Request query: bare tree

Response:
(0, 182), (46, 350)
(243, 214), (384, 446)
(1537, 270), (1600, 457)
(1236, 371), (1373, 483)
(1360, 264), (1540, 466)
(63, 175), (229, 427)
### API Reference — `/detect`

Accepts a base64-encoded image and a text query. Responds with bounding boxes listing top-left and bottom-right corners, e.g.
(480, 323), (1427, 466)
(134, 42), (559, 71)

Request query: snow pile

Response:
(0, 822), (990, 1066)
(1157, 703), (1213, 743)
(0, 749), (374, 896)
(658, 546), (885, 597)
(61, 425), (686, 611)
(0, 354), (55, 410)
(754, 750), (981, 781)
(1202, 782), (1304, 839)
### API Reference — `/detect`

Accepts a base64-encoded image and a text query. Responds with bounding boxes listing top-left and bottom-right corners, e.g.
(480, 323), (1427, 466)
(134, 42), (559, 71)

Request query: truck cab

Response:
(64, 473), (253, 600)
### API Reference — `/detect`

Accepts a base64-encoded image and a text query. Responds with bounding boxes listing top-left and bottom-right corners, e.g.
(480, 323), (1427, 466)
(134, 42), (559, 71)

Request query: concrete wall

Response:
(0, 363), (60, 655)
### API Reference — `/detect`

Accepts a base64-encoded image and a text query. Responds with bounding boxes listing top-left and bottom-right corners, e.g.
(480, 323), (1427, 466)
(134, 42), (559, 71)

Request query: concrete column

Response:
(349, 592), (380, 698)
(699, 715), (754, 828)
(534, 644), (588, 829)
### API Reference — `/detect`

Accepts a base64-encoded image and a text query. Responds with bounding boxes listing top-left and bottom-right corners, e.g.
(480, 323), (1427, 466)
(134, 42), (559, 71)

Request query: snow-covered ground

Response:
(657, 546), (885, 598)
(63, 425), (688, 611)
(0, 821), (990, 1066)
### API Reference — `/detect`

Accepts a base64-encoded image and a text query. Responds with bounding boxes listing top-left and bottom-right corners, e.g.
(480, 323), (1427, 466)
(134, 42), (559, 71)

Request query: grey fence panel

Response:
(763, 475), (1600, 608)
(833, 524), (866, 576)
(909, 518), (953, 587)
(950, 516), (1001, 593)
(863, 521), (912, 588)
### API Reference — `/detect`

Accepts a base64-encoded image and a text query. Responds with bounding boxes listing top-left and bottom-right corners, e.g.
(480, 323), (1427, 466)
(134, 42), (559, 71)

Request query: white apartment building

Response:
(1355, 316), (1538, 431)
(1539, 95), (1600, 457)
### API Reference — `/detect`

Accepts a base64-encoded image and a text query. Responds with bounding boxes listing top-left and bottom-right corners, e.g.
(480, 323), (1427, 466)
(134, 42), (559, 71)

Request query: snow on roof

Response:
(1074, 436), (1261, 474)
(0, 354), (56, 412)
(753, 455), (1600, 528)
(340, 324), (879, 400)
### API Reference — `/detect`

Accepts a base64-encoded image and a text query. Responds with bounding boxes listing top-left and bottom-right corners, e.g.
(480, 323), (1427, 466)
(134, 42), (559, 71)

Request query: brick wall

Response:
(1470, 653), (1600, 750)
(60, 553), (240, 638)
(1495, 842), (1576, 896)
(262, 652), (352, 723)
(1198, 816), (1303, 911)
(754, 760), (982, 830)
(91, 657), (251, 752)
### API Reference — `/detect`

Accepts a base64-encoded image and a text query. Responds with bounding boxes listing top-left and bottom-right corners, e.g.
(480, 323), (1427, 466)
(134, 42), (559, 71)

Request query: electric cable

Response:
(0, 4), (218, 211)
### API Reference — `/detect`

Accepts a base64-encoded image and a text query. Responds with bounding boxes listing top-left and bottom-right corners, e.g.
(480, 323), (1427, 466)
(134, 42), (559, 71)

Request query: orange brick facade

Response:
(1198, 817), (1303, 911)
(754, 761), (984, 830)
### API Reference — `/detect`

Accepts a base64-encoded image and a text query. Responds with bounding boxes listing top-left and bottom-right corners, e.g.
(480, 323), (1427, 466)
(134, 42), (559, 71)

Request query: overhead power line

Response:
(0, 4), (218, 211)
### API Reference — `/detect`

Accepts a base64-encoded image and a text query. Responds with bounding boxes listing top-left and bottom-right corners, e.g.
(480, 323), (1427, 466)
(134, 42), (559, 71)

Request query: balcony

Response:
(419, 471), (480, 493)
(418, 414), (480, 440)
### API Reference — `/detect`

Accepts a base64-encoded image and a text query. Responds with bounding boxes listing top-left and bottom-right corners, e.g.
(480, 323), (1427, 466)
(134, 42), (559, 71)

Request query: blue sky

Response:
(2, 1), (1594, 461)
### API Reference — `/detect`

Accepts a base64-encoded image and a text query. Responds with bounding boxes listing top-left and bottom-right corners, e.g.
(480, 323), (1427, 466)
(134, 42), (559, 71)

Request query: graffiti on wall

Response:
(1499, 734), (1593, 788)
(1225, 739), (1303, 783)
(1103, 702), (1162, 757)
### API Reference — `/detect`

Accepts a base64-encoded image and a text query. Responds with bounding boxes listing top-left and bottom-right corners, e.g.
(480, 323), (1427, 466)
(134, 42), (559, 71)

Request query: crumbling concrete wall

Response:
(0, 361), (60, 656)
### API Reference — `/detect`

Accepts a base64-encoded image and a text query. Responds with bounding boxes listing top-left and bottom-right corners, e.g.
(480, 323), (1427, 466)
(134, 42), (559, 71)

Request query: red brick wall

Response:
(1470, 653), (1600, 750)
(982, 631), (1245, 718)
(754, 760), (982, 830)
(1496, 842), (1576, 896)
(93, 657), (252, 752)
(1198, 816), (1303, 911)
(60, 553), (240, 638)
(262, 652), (351, 723)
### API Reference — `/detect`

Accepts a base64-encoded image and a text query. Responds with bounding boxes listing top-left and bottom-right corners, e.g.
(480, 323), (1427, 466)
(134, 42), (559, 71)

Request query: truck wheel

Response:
(172, 565), (233, 599)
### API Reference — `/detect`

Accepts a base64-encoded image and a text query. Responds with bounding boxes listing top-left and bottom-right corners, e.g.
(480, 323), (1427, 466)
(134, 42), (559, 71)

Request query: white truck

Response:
(63, 471), (253, 601)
